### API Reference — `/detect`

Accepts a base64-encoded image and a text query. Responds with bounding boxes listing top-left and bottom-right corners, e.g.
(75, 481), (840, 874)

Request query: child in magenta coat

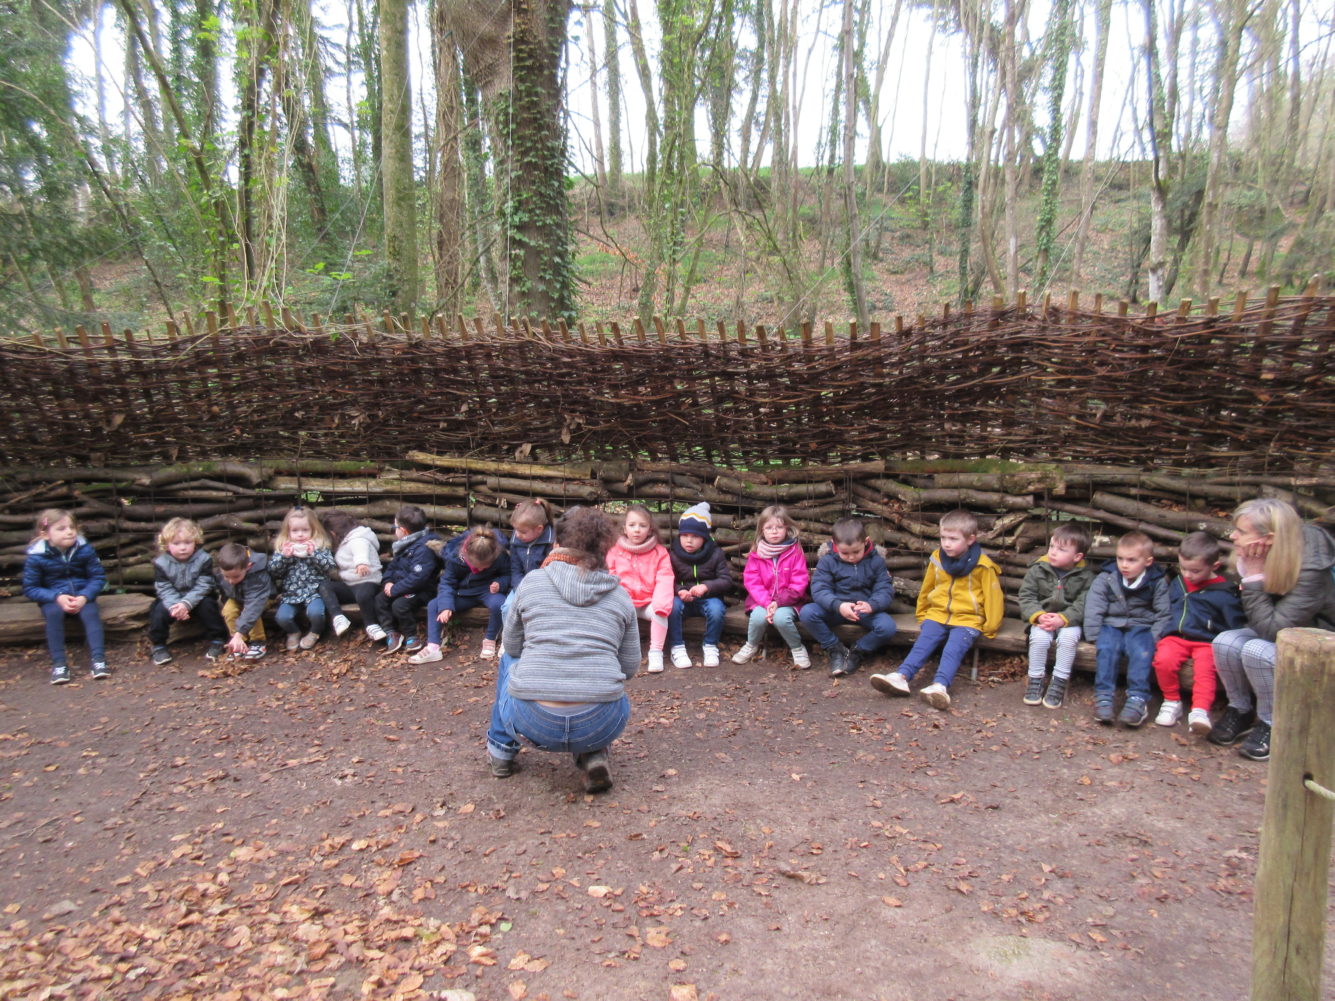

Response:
(732, 505), (810, 669)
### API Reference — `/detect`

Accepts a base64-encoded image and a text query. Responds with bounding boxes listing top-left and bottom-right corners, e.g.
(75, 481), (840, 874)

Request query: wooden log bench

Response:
(0, 597), (1098, 679)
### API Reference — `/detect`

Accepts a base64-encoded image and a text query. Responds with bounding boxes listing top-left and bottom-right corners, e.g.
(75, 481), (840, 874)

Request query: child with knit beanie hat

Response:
(667, 502), (733, 667)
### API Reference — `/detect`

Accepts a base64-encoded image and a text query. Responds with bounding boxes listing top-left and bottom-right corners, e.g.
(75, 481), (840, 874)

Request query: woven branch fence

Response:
(2, 456), (1332, 626)
(1, 289), (1332, 471)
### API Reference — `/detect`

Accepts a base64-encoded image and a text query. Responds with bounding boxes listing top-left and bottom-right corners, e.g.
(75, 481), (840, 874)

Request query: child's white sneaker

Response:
(791, 645), (811, 669)
(332, 614), (352, 637)
(732, 642), (758, 664)
(366, 624), (387, 642)
(869, 671), (910, 696)
(480, 638), (497, 659)
(702, 645), (720, 667)
(1188, 708), (1213, 736)
(920, 683), (951, 709)
(408, 644), (443, 664)
(669, 645), (692, 669)
(647, 650), (665, 673)
(1155, 699), (1182, 727)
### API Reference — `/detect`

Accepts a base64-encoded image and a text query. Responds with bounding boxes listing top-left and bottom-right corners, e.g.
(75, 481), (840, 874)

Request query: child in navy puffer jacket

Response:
(1151, 531), (1245, 737)
(23, 509), (109, 685)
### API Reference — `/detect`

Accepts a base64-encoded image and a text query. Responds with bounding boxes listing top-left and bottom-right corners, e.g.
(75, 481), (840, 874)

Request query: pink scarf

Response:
(616, 533), (660, 555)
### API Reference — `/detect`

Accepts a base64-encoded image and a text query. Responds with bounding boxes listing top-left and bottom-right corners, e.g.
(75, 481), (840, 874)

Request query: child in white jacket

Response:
(320, 510), (385, 639)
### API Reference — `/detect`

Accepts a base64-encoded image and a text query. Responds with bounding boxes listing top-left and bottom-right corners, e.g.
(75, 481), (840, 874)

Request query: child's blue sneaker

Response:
(1119, 697), (1149, 728)
(90, 661), (111, 680)
(1094, 697), (1115, 725)
(403, 636), (423, 654)
(151, 646), (173, 666)
(50, 663), (71, 685)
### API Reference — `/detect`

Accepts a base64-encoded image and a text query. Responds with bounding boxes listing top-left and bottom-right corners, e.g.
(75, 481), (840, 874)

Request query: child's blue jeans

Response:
(40, 599), (105, 665)
(798, 603), (897, 652)
(427, 591), (507, 645)
(898, 619), (981, 687)
(667, 596), (726, 647)
(1094, 625), (1155, 702)
(486, 652), (630, 763)
(276, 597), (327, 636)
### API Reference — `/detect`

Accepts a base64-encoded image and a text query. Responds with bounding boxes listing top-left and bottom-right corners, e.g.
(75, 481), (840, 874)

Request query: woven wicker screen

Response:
(2, 298), (1331, 471)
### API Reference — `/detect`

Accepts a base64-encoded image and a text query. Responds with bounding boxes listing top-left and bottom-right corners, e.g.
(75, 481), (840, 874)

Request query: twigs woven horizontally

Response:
(1, 297), (1331, 471)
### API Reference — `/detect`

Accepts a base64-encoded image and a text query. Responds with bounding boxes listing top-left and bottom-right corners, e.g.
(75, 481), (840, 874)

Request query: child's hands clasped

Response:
(169, 601), (191, 620)
(56, 594), (86, 614)
(1036, 612), (1065, 632)
(840, 600), (870, 622)
(765, 599), (779, 624)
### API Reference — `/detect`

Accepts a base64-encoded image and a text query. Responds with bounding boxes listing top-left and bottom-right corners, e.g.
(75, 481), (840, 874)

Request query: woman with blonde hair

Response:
(1209, 498), (1335, 760)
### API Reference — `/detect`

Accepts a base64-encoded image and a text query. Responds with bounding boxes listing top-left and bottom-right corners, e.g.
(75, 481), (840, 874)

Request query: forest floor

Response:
(0, 629), (1318, 1001)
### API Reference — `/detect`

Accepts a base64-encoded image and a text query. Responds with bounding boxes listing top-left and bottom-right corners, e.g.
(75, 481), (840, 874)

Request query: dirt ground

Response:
(0, 630), (1327, 1001)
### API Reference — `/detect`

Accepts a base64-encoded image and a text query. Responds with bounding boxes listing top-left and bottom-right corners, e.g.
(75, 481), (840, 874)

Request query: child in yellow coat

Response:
(870, 509), (1004, 709)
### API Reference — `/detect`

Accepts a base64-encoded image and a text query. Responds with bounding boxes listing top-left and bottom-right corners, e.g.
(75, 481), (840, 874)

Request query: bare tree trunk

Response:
(841, 0), (867, 327)
(602, 0), (623, 197)
(863, 0), (902, 190)
(623, 0), (660, 193)
(432, 2), (465, 316)
(1073, 0), (1110, 283)
(1195, 0), (1249, 297)
(380, 0), (418, 312)
(1143, 0), (1172, 303)
(582, 4), (607, 191)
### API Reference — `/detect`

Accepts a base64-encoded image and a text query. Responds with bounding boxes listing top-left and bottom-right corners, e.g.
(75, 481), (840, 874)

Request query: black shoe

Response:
(489, 754), (519, 778)
(577, 750), (613, 793)
(151, 645), (173, 666)
(204, 640), (226, 661)
(1094, 698), (1115, 725)
(1208, 707), (1256, 746)
(50, 663), (71, 685)
(1023, 676), (1045, 706)
(842, 648), (866, 676)
(1042, 676), (1068, 709)
(826, 645), (850, 677)
(90, 661), (111, 680)
(1118, 696), (1149, 728)
(1238, 721), (1271, 761)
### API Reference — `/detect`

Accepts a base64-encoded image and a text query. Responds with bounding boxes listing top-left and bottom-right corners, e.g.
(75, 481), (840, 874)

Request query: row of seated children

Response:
(21, 496), (1247, 737)
(1009, 524), (1244, 734)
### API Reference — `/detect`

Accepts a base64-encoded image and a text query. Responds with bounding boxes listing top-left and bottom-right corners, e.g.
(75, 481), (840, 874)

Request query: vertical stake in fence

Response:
(1252, 628), (1335, 1001)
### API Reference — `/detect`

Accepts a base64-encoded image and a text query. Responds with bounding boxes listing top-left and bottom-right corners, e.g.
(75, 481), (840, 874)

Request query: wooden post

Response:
(1252, 628), (1335, 1001)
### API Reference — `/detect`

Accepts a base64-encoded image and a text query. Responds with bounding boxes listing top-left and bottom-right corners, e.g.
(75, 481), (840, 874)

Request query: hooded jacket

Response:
(382, 529), (442, 600)
(1017, 556), (1097, 626)
(606, 539), (674, 617)
(503, 558), (640, 702)
(152, 549), (216, 609)
(916, 547), (1005, 637)
(23, 537), (106, 604)
(742, 541), (809, 612)
(1239, 523), (1335, 641)
(669, 536), (733, 598)
(506, 524), (555, 592)
(808, 540), (894, 615)
(1083, 560), (1172, 643)
(1165, 573), (1246, 642)
(213, 552), (274, 637)
(435, 531), (513, 609)
(269, 547), (337, 604)
(334, 526), (383, 586)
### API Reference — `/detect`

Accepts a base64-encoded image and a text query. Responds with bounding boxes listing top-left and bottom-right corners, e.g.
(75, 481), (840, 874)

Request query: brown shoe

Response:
(577, 750), (613, 793)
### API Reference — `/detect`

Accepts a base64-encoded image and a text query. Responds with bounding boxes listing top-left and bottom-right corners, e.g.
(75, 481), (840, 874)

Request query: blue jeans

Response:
(745, 605), (803, 649)
(667, 596), (726, 647)
(486, 652), (631, 762)
(798, 603), (897, 652)
(898, 619), (980, 687)
(1094, 625), (1155, 702)
(428, 591), (507, 645)
(40, 599), (105, 665)
(276, 597), (327, 636)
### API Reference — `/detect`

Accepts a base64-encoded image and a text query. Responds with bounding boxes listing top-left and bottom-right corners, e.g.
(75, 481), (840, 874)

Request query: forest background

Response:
(0, 0), (1331, 339)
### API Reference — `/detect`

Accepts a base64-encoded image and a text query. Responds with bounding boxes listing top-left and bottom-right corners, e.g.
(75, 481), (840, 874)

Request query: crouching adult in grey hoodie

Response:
(485, 506), (639, 794)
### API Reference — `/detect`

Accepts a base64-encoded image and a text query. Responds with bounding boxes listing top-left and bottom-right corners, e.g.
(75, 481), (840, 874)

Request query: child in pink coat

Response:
(732, 505), (811, 668)
(606, 504), (674, 673)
